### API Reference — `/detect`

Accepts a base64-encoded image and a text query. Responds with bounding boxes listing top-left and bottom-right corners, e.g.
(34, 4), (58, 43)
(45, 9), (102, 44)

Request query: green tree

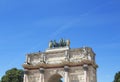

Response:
(114, 71), (120, 82)
(1, 68), (23, 82)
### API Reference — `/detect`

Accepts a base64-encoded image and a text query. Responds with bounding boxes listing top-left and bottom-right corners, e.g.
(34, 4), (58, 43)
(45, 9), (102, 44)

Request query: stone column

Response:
(23, 69), (28, 82)
(83, 64), (88, 82)
(95, 68), (97, 82)
(39, 68), (45, 82)
(64, 66), (69, 82)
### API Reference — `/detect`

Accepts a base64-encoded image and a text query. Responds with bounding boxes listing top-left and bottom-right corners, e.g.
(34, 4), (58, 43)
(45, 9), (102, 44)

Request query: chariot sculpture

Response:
(49, 39), (70, 48)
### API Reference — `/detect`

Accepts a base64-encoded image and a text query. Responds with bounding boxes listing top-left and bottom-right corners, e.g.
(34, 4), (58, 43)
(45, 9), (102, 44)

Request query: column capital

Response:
(39, 68), (45, 74)
(24, 69), (28, 74)
(64, 66), (69, 72)
(83, 64), (88, 71)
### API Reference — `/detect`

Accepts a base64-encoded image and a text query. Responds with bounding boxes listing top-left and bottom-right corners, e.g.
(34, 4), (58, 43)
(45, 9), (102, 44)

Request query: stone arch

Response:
(48, 73), (63, 82)
(23, 46), (98, 82)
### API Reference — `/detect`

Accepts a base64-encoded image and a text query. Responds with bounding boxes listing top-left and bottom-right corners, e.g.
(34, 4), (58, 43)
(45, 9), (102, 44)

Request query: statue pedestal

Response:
(46, 46), (70, 52)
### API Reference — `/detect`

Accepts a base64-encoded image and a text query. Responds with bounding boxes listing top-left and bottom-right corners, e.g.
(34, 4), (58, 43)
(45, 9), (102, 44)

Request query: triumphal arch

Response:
(23, 39), (98, 82)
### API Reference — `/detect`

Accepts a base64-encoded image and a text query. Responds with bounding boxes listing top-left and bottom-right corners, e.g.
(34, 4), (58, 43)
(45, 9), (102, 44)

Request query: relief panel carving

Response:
(46, 53), (65, 64)
(27, 70), (40, 82)
(28, 55), (41, 65)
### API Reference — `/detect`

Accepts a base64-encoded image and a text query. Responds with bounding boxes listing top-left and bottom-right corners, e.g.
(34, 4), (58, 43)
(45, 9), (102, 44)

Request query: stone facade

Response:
(22, 46), (98, 82)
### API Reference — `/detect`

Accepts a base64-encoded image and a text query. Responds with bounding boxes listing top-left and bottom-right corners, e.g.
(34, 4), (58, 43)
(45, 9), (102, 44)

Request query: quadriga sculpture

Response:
(48, 39), (70, 48)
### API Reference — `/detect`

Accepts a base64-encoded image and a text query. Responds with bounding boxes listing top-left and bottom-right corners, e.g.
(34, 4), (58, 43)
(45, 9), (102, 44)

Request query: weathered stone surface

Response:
(23, 46), (98, 82)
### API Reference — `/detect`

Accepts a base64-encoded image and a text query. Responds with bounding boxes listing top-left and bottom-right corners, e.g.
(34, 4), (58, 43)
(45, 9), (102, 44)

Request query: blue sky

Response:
(0, 0), (120, 82)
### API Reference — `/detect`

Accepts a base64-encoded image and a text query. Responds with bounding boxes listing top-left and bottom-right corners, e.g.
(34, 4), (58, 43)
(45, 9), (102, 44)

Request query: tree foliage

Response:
(114, 71), (120, 82)
(1, 68), (23, 82)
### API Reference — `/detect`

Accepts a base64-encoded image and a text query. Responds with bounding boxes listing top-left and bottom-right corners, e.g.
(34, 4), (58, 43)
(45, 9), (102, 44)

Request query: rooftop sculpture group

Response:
(49, 39), (70, 48)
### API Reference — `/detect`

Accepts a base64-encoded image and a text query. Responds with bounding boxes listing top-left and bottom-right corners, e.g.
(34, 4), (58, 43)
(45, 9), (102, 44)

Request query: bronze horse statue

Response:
(49, 39), (70, 48)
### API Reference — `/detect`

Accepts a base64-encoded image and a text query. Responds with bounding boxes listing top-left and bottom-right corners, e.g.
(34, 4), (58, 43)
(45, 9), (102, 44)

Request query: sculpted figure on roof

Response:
(48, 39), (70, 48)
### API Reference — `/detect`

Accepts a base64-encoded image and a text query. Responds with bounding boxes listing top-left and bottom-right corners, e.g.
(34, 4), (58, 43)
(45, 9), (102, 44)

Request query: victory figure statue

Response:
(48, 39), (70, 48)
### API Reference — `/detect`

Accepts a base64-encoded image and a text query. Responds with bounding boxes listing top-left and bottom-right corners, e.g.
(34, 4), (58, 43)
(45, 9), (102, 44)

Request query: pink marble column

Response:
(23, 69), (28, 82)
(64, 66), (69, 82)
(39, 68), (45, 82)
(83, 64), (88, 82)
